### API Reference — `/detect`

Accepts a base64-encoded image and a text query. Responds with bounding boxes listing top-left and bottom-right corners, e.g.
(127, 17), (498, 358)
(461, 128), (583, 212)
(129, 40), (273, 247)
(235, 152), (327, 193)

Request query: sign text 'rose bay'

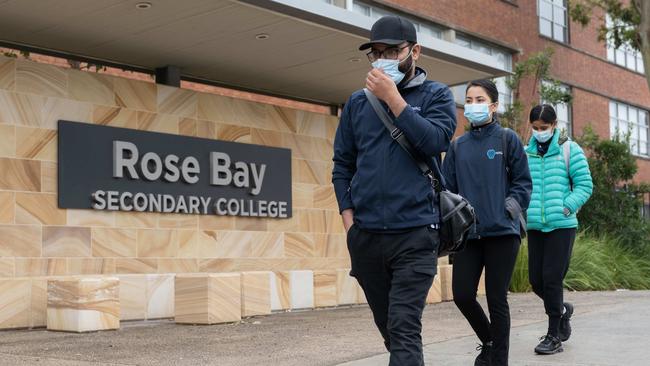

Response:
(58, 121), (292, 218)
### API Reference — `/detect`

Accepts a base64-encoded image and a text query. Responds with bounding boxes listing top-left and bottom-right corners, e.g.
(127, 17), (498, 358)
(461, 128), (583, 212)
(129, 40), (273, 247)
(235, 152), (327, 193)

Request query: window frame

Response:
(537, 0), (569, 43)
(605, 14), (645, 74)
(609, 100), (650, 158)
(540, 81), (573, 137)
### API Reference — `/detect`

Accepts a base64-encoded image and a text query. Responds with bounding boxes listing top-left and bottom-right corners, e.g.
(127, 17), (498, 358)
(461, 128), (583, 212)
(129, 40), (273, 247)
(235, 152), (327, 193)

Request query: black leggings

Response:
(527, 228), (576, 337)
(452, 235), (520, 366)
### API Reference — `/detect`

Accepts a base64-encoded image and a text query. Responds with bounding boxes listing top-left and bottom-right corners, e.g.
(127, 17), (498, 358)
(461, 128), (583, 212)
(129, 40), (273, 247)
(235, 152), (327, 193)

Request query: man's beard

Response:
(398, 53), (414, 79)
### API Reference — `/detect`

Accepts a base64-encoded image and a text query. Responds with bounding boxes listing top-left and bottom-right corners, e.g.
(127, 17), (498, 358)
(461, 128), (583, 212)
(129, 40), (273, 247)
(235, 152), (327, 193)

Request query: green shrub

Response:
(509, 232), (650, 293)
(576, 126), (650, 251)
(509, 240), (531, 293)
(563, 233), (617, 291)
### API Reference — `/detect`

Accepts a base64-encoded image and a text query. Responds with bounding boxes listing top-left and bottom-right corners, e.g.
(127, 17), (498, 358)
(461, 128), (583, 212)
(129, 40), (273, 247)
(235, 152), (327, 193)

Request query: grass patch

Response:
(509, 232), (650, 292)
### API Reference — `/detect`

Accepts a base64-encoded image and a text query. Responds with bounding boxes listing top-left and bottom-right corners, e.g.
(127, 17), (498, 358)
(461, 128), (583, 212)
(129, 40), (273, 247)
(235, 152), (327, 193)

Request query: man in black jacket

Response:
(332, 15), (457, 366)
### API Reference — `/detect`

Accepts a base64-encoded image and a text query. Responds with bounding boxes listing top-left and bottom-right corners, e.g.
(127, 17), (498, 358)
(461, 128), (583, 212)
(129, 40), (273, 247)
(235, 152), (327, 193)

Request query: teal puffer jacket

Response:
(526, 130), (593, 232)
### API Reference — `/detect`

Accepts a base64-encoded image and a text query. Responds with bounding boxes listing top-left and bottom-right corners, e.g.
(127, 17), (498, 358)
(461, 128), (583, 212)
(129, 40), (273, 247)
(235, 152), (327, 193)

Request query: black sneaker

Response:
(474, 341), (492, 366)
(559, 302), (574, 342)
(534, 334), (563, 355)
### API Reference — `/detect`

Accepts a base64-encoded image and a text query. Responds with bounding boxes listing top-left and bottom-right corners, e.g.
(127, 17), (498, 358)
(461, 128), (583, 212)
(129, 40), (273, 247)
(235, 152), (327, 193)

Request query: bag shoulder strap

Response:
(502, 127), (510, 175)
(452, 138), (458, 159)
(562, 140), (572, 189)
(363, 88), (444, 192)
(562, 140), (571, 173)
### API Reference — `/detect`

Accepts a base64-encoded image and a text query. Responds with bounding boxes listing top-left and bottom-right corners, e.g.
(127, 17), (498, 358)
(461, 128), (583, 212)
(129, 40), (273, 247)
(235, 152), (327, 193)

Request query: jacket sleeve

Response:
(506, 130), (532, 212)
(331, 99), (357, 213)
(564, 142), (593, 213)
(441, 141), (459, 194)
(392, 84), (457, 157)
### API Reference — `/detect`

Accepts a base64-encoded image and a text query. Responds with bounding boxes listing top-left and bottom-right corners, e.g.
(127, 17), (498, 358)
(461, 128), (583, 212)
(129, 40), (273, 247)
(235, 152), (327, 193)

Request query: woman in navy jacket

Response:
(442, 79), (532, 366)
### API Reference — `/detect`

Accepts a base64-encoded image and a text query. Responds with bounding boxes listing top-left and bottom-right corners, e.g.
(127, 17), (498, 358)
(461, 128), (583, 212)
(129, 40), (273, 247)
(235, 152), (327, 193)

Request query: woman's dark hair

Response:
(529, 104), (557, 124)
(466, 79), (499, 103)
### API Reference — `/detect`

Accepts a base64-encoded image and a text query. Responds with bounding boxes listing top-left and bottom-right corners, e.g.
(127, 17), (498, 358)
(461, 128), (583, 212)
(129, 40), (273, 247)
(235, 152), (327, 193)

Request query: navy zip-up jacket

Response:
(332, 68), (457, 230)
(442, 122), (532, 239)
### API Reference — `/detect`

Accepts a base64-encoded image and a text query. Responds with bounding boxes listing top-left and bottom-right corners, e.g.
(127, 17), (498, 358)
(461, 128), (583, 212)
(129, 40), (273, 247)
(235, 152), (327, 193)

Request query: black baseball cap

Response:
(359, 15), (418, 51)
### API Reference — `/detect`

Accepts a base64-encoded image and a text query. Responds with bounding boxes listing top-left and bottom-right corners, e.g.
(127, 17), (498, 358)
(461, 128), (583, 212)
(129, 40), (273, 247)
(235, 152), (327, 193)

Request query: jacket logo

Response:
(486, 149), (503, 160)
(410, 105), (422, 112)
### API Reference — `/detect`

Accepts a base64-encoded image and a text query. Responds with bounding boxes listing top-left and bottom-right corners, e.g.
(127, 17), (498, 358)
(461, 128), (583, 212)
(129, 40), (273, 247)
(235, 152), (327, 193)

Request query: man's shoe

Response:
(474, 341), (492, 366)
(559, 302), (574, 342)
(534, 334), (563, 355)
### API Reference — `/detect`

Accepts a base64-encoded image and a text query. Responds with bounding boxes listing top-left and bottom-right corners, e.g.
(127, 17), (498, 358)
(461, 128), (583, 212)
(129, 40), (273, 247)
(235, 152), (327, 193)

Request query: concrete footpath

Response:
(340, 290), (649, 366)
(0, 291), (647, 365)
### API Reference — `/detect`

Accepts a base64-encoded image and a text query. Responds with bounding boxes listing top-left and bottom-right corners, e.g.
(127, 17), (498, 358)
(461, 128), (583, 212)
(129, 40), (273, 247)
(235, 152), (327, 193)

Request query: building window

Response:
(368, 5), (392, 21)
(541, 81), (572, 136)
(451, 35), (513, 114)
(350, 1), (423, 32)
(455, 34), (494, 56)
(610, 101), (649, 158)
(352, 2), (371, 16)
(451, 77), (512, 114)
(606, 15), (645, 74)
(421, 24), (443, 39)
(351, 2), (393, 21)
(321, 0), (346, 8)
(538, 0), (568, 43)
(494, 77), (513, 114)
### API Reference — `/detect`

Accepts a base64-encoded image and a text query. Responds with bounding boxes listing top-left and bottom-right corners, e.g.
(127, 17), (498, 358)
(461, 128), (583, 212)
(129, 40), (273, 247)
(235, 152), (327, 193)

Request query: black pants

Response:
(452, 235), (520, 366)
(527, 228), (576, 337)
(347, 225), (438, 366)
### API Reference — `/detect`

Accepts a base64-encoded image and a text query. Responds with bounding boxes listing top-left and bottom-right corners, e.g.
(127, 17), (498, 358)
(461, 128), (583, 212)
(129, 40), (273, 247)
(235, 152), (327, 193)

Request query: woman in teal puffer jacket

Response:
(525, 104), (593, 356)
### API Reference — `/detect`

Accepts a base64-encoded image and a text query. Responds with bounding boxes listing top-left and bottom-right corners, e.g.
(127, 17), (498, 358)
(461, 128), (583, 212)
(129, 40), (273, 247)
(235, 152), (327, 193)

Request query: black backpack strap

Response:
(502, 127), (510, 176)
(363, 88), (444, 192)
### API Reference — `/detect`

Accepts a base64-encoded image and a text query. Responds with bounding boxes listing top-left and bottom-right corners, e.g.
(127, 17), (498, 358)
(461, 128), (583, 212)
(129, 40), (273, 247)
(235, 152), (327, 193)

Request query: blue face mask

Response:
(372, 59), (405, 84)
(464, 103), (493, 126)
(371, 49), (413, 85)
(533, 129), (554, 143)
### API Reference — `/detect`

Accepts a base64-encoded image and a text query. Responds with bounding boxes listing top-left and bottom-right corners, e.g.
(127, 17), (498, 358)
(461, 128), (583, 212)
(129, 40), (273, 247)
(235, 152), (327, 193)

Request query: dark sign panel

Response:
(58, 121), (292, 218)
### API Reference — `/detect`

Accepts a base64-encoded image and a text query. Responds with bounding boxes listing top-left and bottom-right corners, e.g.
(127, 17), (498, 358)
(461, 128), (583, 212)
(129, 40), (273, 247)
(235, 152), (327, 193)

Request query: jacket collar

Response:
(398, 67), (427, 90)
(470, 119), (500, 138)
(526, 128), (561, 156)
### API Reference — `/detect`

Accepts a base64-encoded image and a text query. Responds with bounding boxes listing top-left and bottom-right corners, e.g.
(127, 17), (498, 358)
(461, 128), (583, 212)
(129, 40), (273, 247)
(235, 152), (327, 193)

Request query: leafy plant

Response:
(67, 59), (107, 72)
(509, 240), (532, 293)
(569, 0), (650, 92)
(510, 232), (650, 293)
(2, 49), (30, 59)
(576, 125), (650, 249)
(501, 48), (572, 140)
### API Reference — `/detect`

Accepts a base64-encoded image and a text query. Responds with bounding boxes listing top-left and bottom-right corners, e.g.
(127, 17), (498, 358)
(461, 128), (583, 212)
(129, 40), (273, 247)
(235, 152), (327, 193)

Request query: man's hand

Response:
(341, 209), (355, 232)
(366, 68), (407, 116)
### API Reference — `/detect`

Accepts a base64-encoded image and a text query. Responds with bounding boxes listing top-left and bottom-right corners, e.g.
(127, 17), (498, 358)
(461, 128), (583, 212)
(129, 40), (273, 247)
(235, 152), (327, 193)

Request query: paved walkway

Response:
(0, 291), (647, 365)
(340, 290), (649, 365)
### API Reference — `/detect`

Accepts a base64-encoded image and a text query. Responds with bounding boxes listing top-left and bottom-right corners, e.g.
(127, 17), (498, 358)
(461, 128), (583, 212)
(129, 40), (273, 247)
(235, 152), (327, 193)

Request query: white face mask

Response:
(464, 103), (493, 126)
(371, 48), (413, 84)
(372, 59), (405, 84)
(533, 129), (554, 143)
